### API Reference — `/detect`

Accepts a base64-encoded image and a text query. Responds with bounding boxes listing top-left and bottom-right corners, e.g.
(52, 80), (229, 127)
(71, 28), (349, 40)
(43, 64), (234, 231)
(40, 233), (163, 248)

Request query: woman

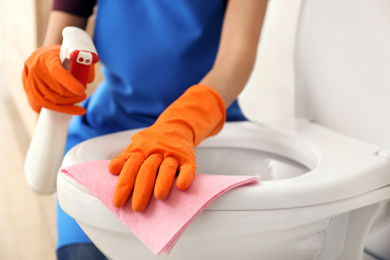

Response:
(22, 0), (268, 258)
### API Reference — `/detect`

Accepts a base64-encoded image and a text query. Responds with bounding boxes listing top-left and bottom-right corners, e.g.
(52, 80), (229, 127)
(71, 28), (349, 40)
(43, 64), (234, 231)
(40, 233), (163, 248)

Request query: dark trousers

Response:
(57, 244), (108, 260)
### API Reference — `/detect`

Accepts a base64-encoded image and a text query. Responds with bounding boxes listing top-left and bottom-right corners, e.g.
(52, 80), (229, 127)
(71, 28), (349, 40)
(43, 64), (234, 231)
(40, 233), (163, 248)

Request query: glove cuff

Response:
(157, 84), (227, 147)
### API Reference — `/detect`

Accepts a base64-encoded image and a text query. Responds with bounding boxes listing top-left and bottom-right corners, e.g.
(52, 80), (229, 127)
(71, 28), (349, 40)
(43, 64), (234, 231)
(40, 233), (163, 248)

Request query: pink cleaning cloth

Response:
(61, 160), (259, 255)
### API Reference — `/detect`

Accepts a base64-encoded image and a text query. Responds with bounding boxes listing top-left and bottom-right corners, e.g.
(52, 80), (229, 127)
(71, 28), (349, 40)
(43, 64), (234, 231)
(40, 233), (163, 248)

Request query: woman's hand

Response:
(108, 85), (226, 212)
(22, 45), (92, 115)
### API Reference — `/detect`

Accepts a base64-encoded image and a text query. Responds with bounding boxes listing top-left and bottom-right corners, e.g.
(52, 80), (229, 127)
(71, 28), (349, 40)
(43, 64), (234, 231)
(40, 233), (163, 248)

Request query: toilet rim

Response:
(59, 120), (390, 211)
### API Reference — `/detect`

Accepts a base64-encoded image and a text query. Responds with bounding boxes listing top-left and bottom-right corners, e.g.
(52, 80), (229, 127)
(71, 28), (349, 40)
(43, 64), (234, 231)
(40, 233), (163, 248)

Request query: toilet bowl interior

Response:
(195, 146), (309, 181)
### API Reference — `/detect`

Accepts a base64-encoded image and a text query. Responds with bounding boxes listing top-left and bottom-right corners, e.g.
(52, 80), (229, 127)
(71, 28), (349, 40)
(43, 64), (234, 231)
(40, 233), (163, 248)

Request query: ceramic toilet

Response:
(57, 0), (390, 259)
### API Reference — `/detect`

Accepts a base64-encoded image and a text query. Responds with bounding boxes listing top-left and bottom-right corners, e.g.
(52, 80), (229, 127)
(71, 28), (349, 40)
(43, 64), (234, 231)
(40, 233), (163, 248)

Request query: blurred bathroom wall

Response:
(0, 0), (52, 137)
(0, 4), (6, 96)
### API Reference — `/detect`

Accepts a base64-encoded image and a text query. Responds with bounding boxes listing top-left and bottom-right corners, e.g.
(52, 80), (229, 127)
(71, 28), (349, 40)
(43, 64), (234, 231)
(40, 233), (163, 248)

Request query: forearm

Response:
(44, 11), (88, 46)
(200, 0), (268, 108)
(199, 48), (258, 108)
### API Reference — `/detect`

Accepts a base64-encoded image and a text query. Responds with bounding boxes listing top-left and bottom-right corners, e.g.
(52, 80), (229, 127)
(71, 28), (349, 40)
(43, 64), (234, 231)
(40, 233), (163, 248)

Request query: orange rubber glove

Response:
(22, 45), (94, 115)
(108, 84), (226, 212)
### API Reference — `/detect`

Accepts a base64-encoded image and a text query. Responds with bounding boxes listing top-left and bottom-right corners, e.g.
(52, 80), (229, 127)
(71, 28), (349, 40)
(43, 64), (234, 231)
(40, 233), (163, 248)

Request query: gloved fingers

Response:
(44, 52), (85, 95)
(25, 45), (84, 95)
(36, 98), (86, 115)
(176, 164), (197, 191)
(113, 153), (145, 208)
(45, 78), (85, 97)
(24, 68), (86, 113)
(132, 154), (163, 212)
(30, 89), (87, 115)
(26, 59), (85, 99)
(154, 157), (179, 200)
(108, 151), (132, 175)
(35, 83), (87, 105)
(44, 103), (86, 115)
(25, 60), (84, 99)
(23, 45), (89, 115)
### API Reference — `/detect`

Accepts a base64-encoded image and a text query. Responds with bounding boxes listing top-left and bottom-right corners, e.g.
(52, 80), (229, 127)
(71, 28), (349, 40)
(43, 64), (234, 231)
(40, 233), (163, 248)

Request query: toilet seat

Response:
(58, 120), (390, 211)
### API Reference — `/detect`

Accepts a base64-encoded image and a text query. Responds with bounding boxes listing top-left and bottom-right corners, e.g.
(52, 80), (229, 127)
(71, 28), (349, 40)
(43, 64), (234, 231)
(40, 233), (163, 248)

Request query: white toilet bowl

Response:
(57, 120), (390, 260)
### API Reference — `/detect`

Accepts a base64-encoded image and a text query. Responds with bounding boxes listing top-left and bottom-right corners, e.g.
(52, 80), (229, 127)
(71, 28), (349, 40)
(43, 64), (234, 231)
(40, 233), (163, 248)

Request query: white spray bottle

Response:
(24, 26), (99, 195)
